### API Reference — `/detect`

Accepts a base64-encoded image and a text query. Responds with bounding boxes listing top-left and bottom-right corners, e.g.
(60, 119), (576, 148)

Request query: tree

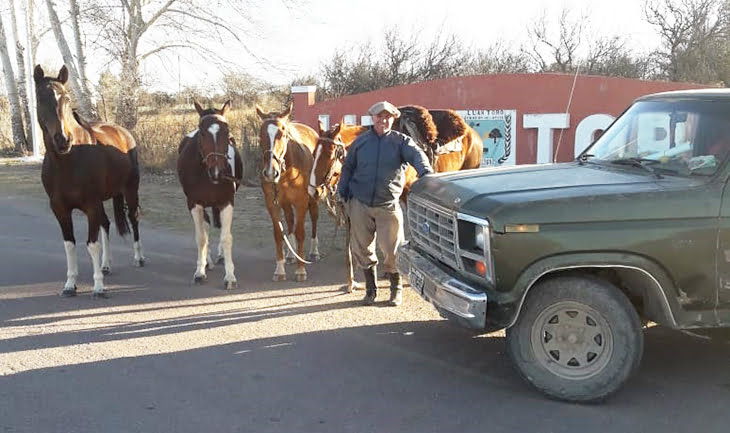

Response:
(0, 13), (28, 154)
(8, 0), (33, 149)
(44, 0), (95, 118)
(524, 8), (585, 73)
(469, 40), (533, 74)
(644, 0), (730, 84)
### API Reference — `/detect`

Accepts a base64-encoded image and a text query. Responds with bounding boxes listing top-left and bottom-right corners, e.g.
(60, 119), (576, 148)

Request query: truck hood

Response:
(410, 162), (713, 231)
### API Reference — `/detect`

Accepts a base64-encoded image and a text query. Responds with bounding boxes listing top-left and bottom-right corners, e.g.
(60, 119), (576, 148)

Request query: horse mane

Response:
(429, 109), (468, 143)
(397, 105), (438, 144)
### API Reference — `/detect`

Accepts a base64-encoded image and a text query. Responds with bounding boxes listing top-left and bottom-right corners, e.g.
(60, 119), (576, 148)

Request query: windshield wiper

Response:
(610, 157), (663, 179)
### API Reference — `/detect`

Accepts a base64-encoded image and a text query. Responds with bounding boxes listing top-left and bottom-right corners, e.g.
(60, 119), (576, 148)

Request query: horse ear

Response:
(58, 65), (69, 84)
(193, 99), (204, 116)
(33, 65), (44, 82)
(221, 100), (231, 116)
(255, 104), (266, 119)
(333, 122), (342, 135)
(317, 120), (325, 135)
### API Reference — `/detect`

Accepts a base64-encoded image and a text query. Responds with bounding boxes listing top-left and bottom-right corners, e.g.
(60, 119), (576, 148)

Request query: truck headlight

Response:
(457, 214), (495, 285)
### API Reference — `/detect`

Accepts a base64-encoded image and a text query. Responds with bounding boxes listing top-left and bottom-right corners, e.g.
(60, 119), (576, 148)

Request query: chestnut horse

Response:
(34, 65), (142, 298)
(394, 105), (483, 190)
(308, 122), (368, 292)
(256, 103), (320, 282)
(178, 100), (243, 290)
(33, 65), (144, 274)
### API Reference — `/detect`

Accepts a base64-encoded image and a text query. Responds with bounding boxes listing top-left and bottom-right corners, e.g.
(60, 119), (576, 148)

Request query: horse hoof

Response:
(345, 282), (364, 293)
(224, 280), (238, 290)
(272, 274), (286, 282)
(309, 253), (321, 262)
(216, 256), (225, 265)
(102, 266), (111, 275)
(60, 287), (77, 297)
(193, 275), (207, 285)
(135, 259), (145, 268)
(92, 291), (108, 299)
(295, 273), (307, 282)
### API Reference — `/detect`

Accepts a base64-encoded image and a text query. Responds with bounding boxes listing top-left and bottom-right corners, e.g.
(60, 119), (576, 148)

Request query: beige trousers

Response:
(347, 198), (404, 274)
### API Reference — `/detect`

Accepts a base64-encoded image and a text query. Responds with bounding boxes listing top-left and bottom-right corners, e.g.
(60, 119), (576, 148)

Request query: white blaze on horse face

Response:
(208, 123), (220, 142)
(309, 145), (323, 197)
(265, 123), (279, 179)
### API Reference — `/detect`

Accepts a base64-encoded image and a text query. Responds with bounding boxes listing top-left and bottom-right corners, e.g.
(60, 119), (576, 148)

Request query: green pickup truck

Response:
(397, 89), (730, 402)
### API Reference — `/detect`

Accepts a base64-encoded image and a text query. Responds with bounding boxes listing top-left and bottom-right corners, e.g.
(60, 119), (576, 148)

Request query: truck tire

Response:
(505, 275), (643, 403)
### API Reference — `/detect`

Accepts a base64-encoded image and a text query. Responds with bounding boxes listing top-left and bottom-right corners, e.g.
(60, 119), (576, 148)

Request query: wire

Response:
(554, 62), (582, 163)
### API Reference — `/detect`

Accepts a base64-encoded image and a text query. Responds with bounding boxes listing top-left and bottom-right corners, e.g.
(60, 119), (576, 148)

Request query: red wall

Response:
(291, 74), (705, 164)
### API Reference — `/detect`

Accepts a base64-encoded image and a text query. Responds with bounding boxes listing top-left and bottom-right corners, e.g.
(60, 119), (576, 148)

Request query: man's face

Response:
(372, 111), (395, 135)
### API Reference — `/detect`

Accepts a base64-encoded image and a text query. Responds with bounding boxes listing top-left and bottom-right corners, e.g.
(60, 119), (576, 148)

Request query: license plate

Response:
(409, 267), (425, 293)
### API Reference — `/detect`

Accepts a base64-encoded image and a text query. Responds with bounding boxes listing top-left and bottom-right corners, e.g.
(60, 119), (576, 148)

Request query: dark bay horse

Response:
(256, 103), (320, 281)
(34, 65), (142, 298)
(308, 122), (368, 292)
(178, 100), (243, 290)
(34, 65), (144, 273)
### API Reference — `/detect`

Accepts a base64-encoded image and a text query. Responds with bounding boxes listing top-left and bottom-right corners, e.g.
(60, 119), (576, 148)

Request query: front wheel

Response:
(506, 276), (643, 403)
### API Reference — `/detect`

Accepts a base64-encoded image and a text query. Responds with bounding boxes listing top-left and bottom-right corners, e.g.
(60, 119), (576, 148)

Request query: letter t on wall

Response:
(523, 113), (570, 163)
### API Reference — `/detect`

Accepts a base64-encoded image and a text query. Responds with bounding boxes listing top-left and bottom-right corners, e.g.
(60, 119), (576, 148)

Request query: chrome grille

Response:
(407, 195), (460, 269)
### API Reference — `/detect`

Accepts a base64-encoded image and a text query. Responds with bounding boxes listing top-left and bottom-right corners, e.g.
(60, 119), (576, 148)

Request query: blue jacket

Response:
(338, 128), (433, 207)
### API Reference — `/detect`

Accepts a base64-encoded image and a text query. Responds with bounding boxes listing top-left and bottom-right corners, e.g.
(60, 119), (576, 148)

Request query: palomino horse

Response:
(256, 103), (320, 282)
(34, 65), (143, 298)
(178, 100), (243, 290)
(33, 65), (144, 274)
(309, 122), (368, 292)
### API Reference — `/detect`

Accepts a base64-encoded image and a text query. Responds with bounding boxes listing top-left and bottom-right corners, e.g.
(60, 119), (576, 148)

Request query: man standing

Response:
(338, 101), (433, 306)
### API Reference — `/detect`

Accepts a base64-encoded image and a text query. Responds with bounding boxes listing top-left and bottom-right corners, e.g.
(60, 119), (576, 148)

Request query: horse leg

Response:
(211, 207), (224, 265)
(294, 203), (308, 282)
(190, 204), (209, 284)
(100, 208), (112, 275)
(122, 184), (145, 267)
(282, 203), (297, 264)
(85, 204), (107, 298)
(308, 198), (321, 262)
(219, 204), (237, 290)
(52, 205), (77, 297)
(263, 187), (286, 281)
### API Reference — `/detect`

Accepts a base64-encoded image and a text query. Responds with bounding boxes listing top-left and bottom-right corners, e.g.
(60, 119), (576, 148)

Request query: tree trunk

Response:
(68, 0), (95, 118)
(116, 54), (140, 130)
(0, 16), (28, 154)
(44, 0), (95, 119)
(9, 0), (33, 152)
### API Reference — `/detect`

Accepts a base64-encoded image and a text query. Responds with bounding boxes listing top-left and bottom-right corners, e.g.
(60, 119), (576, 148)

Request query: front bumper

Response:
(397, 243), (487, 330)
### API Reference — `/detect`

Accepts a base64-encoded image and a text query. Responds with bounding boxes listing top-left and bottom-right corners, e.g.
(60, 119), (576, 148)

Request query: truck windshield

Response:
(583, 99), (730, 176)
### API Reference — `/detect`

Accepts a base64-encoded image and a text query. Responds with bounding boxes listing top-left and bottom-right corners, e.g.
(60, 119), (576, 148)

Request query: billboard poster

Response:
(457, 109), (517, 167)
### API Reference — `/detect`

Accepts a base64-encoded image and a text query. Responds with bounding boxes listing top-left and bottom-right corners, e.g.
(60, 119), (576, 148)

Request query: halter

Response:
(196, 117), (238, 188)
(309, 136), (346, 191)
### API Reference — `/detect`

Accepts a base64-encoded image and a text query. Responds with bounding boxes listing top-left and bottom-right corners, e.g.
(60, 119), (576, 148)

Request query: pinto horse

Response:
(256, 103), (320, 282)
(308, 122), (368, 292)
(34, 65), (143, 298)
(178, 100), (242, 290)
(34, 65), (144, 275)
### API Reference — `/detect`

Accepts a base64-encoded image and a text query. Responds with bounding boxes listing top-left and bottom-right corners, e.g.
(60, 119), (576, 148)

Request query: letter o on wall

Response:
(575, 114), (615, 158)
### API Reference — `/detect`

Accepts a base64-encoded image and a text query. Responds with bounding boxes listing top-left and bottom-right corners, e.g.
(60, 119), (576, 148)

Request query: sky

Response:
(8, 0), (661, 94)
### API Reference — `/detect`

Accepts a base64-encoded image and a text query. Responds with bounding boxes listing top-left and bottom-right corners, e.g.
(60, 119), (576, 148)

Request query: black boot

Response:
(362, 266), (377, 305)
(388, 272), (403, 306)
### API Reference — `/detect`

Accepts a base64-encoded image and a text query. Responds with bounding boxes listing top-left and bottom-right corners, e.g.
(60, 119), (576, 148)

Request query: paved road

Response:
(1, 194), (730, 433)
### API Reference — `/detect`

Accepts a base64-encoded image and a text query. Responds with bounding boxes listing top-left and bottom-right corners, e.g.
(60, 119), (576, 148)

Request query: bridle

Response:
(309, 136), (346, 192)
(198, 116), (239, 186)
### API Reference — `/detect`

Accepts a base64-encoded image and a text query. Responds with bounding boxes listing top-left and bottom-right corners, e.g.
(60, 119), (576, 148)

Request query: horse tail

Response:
(212, 207), (222, 229)
(113, 194), (131, 237)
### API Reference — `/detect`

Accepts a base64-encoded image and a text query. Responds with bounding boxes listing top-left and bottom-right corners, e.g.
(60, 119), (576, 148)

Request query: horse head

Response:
(195, 99), (232, 184)
(256, 102), (293, 183)
(309, 121), (346, 200)
(33, 65), (73, 154)
(393, 105), (438, 152)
